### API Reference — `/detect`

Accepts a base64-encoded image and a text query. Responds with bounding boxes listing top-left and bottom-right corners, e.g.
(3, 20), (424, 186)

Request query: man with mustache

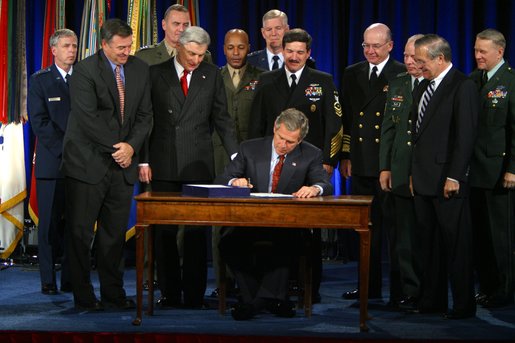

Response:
(248, 28), (342, 302)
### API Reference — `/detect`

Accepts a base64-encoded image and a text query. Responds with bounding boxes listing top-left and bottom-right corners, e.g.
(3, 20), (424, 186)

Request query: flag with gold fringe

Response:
(128, 0), (158, 55)
(28, 0), (67, 228)
(78, 0), (108, 61)
(0, 0), (28, 259)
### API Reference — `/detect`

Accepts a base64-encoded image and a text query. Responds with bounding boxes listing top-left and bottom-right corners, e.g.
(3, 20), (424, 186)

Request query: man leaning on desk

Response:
(215, 108), (333, 320)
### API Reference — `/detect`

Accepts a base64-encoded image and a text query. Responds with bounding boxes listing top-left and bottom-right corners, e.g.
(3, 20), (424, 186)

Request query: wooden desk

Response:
(132, 192), (372, 331)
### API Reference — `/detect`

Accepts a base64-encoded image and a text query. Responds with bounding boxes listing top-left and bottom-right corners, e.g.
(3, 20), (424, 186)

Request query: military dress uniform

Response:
(469, 62), (515, 307)
(379, 72), (422, 305)
(136, 40), (213, 66)
(340, 58), (405, 299)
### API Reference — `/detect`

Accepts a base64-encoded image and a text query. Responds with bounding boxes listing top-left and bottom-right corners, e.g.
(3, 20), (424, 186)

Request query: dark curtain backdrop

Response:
(26, 0), (515, 86)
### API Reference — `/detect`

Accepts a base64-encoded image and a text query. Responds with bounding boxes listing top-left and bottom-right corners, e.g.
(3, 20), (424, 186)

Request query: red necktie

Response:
(115, 65), (125, 123)
(180, 69), (189, 96)
(271, 155), (285, 193)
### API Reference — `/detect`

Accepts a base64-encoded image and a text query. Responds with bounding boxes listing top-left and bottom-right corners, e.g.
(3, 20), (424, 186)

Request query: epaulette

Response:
(138, 44), (157, 51)
(395, 71), (409, 78)
(33, 67), (52, 76)
(247, 50), (262, 57)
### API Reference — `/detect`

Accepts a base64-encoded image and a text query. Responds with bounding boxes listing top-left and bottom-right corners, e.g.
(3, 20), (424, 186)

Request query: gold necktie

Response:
(115, 65), (125, 123)
(232, 70), (240, 88)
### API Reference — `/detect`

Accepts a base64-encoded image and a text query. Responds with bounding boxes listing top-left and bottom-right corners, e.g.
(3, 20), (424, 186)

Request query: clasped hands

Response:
(112, 142), (134, 169)
(230, 178), (320, 198)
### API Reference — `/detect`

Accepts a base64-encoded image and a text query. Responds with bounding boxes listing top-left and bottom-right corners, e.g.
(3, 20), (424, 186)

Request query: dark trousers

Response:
(350, 175), (392, 297)
(471, 187), (514, 303)
(152, 180), (208, 307)
(389, 194), (421, 300)
(414, 194), (476, 313)
(36, 178), (69, 288)
(65, 165), (132, 304)
(219, 227), (297, 304)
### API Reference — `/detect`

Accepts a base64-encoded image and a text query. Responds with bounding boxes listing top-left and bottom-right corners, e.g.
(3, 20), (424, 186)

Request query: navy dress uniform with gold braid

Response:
(340, 58), (405, 299)
(469, 62), (515, 307)
(379, 72), (422, 304)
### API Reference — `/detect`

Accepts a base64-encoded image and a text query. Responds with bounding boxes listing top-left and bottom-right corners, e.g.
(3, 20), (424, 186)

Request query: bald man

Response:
(340, 23), (405, 300)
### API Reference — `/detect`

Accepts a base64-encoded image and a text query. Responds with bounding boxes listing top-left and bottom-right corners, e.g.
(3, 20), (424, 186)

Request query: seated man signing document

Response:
(215, 108), (333, 320)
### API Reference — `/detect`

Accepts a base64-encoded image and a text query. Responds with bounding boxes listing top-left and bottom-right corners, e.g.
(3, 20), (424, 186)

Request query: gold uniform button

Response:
(375, 125), (380, 129)
(502, 152), (506, 156)
(408, 119), (412, 123)
(359, 137), (363, 142)
(359, 112), (364, 116)
(375, 138), (380, 143)
(376, 112), (381, 116)
(407, 130), (412, 135)
(359, 124), (363, 128)
(407, 142), (412, 146)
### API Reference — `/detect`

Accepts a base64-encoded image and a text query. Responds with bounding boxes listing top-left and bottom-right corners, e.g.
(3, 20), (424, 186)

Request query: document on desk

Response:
(250, 193), (294, 198)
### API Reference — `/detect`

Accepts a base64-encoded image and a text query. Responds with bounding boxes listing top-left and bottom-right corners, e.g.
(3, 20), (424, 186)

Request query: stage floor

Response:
(0, 260), (513, 340)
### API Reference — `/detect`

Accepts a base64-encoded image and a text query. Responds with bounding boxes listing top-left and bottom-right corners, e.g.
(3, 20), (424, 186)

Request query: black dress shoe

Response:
(156, 296), (181, 308)
(342, 288), (359, 299)
(41, 284), (58, 295)
(475, 292), (488, 305)
(444, 309), (475, 319)
(104, 298), (136, 310)
(231, 302), (255, 320)
(75, 300), (105, 311)
(398, 296), (418, 311)
(267, 300), (296, 318)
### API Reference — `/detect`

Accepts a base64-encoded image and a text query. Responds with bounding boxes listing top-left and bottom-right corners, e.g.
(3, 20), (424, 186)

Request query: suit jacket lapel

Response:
(287, 67), (310, 106)
(417, 68), (455, 136)
(164, 57), (185, 105)
(276, 145), (301, 193)
(98, 51), (123, 126)
(182, 64), (206, 114)
(256, 137), (273, 192)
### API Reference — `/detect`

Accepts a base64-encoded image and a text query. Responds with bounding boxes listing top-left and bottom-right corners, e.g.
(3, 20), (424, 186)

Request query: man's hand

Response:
(112, 142), (134, 168)
(323, 164), (334, 176)
(293, 186), (320, 198)
(138, 165), (152, 183)
(443, 178), (460, 199)
(379, 170), (392, 192)
(230, 178), (253, 188)
(502, 172), (515, 189)
(339, 159), (352, 179)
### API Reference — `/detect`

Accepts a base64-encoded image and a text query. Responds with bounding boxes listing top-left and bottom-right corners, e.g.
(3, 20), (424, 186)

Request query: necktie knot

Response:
(272, 55), (280, 70)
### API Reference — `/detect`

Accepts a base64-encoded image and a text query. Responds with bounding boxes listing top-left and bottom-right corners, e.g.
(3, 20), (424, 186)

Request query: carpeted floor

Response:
(0, 259), (513, 340)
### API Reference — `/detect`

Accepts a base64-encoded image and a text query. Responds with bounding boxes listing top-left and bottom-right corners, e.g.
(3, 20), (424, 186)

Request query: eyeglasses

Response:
(361, 41), (391, 50)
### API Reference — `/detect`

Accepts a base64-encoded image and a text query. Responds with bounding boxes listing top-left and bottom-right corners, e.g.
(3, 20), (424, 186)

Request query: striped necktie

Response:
(416, 80), (435, 132)
(115, 65), (125, 123)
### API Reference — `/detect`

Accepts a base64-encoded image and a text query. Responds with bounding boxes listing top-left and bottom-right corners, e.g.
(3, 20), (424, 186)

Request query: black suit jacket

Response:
(248, 67), (343, 166)
(28, 64), (70, 179)
(215, 136), (333, 195)
(341, 58), (405, 177)
(62, 50), (153, 185)
(247, 49), (316, 71)
(411, 68), (479, 196)
(145, 58), (238, 182)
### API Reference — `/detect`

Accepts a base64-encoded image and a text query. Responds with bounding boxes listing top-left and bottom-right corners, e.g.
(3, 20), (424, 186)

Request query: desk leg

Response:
(132, 224), (148, 325)
(358, 228), (371, 332)
(147, 224), (154, 315)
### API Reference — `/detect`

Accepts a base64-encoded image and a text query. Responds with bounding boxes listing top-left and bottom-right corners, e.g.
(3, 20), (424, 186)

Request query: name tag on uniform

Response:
(48, 97), (61, 102)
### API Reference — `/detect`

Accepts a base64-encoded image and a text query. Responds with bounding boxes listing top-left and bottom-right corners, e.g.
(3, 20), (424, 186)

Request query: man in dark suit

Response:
(379, 34), (424, 309)
(139, 26), (238, 309)
(135, 4), (212, 65)
(217, 108), (333, 320)
(28, 28), (77, 295)
(411, 34), (478, 319)
(248, 28), (342, 299)
(62, 19), (153, 311)
(247, 9), (315, 71)
(469, 29), (515, 308)
(340, 23), (405, 300)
